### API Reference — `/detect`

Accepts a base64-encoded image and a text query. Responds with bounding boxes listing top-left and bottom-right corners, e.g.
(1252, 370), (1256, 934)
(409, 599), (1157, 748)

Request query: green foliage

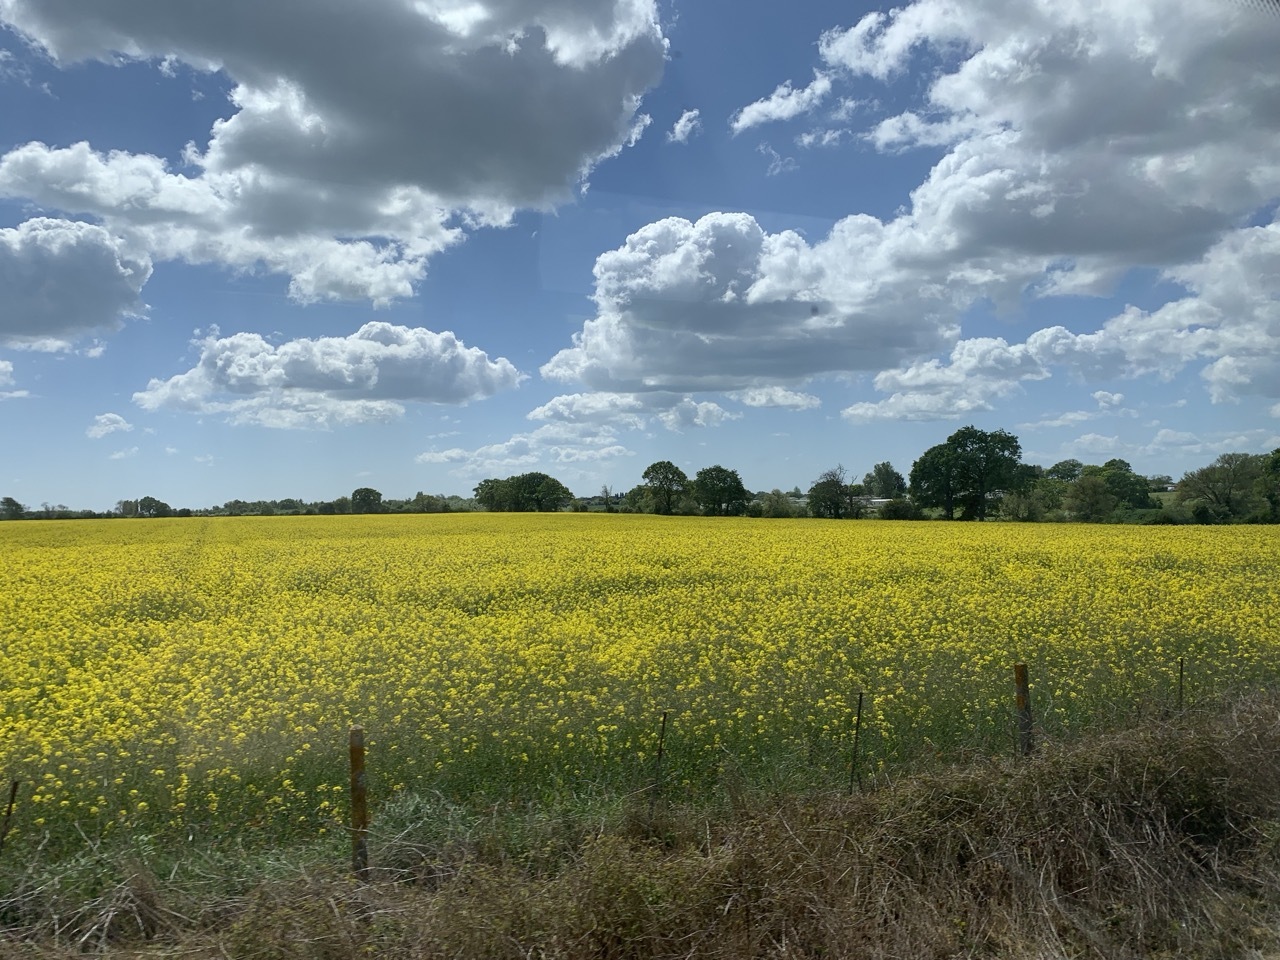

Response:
(137, 495), (172, 518)
(807, 466), (849, 519)
(863, 461), (906, 499)
(1065, 474), (1118, 522)
(1178, 452), (1266, 521)
(759, 489), (797, 518)
(1, 495), (25, 520)
(351, 487), (384, 514)
(641, 461), (688, 515)
(877, 498), (920, 520)
(692, 465), (749, 516)
(474, 473), (575, 512)
(909, 426), (1022, 520)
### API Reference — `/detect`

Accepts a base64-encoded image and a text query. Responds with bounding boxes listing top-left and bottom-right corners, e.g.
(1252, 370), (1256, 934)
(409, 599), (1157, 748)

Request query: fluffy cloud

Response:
(826, 0), (1280, 274)
(728, 386), (821, 410)
(844, 217), (1280, 420)
(542, 212), (957, 394)
(528, 389), (744, 432)
(568, 0), (1279, 422)
(731, 72), (832, 133)
(1022, 220), (1280, 402)
(134, 321), (524, 428)
(0, 0), (666, 302)
(0, 218), (151, 348)
(416, 422), (632, 474)
(0, 359), (26, 399)
(667, 109), (702, 144)
(86, 412), (134, 438)
(842, 337), (1050, 422)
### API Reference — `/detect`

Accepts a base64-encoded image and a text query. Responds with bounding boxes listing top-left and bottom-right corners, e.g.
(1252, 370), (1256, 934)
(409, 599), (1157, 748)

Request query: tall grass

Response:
(5, 694), (1280, 958)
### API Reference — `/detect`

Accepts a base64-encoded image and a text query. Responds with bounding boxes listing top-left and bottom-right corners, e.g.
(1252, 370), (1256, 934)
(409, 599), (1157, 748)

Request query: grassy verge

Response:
(5, 695), (1280, 958)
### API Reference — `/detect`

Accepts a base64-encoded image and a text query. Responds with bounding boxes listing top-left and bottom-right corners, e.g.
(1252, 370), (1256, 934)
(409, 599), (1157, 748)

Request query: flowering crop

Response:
(1, 515), (1276, 849)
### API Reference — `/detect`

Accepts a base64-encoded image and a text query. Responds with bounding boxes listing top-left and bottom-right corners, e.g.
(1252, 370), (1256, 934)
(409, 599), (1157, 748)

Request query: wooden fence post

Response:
(649, 710), (668, 820)
(350, 726), (369, 880)
(848, 692), (864, 795)
(1014, 664), (1035, 756)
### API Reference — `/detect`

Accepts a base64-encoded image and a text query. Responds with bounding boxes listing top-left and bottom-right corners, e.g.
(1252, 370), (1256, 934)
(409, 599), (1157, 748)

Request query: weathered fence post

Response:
(848, 692), (864, 795)
(1014, 664), (1035, 756)
(349, 726), (369, 880)
(649, 710), (668, 820)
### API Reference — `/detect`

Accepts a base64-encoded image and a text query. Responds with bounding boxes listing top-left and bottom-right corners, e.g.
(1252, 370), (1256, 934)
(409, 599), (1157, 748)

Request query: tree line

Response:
(3, 426), (1277, 523)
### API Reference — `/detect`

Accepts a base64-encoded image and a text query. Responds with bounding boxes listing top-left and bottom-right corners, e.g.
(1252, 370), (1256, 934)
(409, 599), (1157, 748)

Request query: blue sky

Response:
(1, 0), (1278, 510)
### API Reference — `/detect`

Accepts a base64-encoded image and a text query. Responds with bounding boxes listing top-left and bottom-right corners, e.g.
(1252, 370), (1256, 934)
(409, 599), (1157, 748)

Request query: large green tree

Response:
(473, 473), (574, 512)
(863, 462), (907, 499)
(910, 426), (1023, 520)
(808, 466), (849, 519)
(1177, 453), (1265, 520)
(137, 496), (172, 518)
(1098, 459), (1155, 509)
(0, 496), (25, 520)
(1065, 475), (1118, 522)
(351, 487), (384, 514)
(948, 426), (1023, 520)
(642, 460), (689, 515)
(909, 443), (961, 519)
(693, 465), (749, 516)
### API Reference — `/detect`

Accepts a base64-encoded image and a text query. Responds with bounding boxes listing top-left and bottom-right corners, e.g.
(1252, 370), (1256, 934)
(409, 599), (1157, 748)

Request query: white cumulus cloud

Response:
(0, 218), (150, 349)
(731, 72), (832, 134)
(134, 321), (524, 428)
(87, 412), (134, 438)
(0, 0), (667, 303)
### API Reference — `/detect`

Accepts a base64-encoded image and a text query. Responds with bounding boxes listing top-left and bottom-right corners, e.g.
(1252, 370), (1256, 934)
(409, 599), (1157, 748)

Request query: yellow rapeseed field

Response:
(1, 514), (1276, 848)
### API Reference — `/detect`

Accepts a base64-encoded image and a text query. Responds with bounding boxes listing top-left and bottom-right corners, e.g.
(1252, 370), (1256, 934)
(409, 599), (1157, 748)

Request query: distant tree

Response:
(1065, 475), (1117, 522)
(622, 484), (652, 513)
(410, 491), (447, 513)
(1177, 453), (1264, 520)
(808, 466), (849, 519)
(909, 426), (1023, 520)
(473, 478), (510, 511)
(474, 473), (573, 511)
(116, 499), (139, 518)
(525, 473), (574, 512)
(137, 496), (172, 518)
(1045, 459), (1084, 483)
(949, 426), (1023, 520)
(1099, 459), (1156, 509)
(351, 487), (384, 514)
(642, 461), (689, 515)
(845, 481), (869, 519)
(1258, 449), (1280, 522)
(693, 465), (749, 516)
(863, 462), (907, 499)
(878, 498), (921, 520)
(1147, 474), (1175, 493)
(909, 444), (961, 519)
(0, 496), (25, 520)
(760, 489), (796, 518)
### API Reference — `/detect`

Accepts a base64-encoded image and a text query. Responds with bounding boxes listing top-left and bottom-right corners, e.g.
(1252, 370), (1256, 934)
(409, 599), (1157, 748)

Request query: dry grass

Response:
(6, 696), (1280, 959)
